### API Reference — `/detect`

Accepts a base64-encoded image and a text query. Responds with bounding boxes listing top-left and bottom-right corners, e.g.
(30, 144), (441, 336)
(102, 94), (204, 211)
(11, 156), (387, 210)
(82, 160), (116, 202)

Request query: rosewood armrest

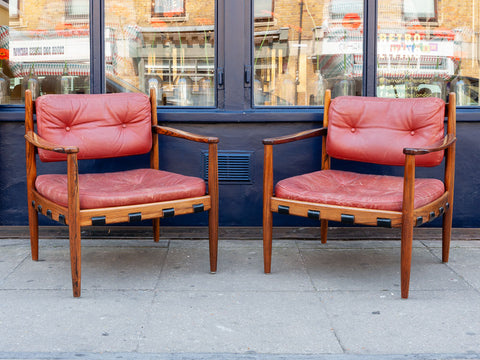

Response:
(25, 131), (79, 154)
(153, 125), (219, 144)
(403, 134), (456, 155)
(263, 127), (327, 145)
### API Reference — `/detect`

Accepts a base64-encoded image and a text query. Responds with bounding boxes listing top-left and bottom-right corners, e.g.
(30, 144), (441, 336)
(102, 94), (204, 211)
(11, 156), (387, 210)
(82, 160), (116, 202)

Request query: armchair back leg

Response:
(153, 218), (160, 243)
(28, 206), (39, 261)
(320, 219), (328, 244)
(442, 209), (453, 262)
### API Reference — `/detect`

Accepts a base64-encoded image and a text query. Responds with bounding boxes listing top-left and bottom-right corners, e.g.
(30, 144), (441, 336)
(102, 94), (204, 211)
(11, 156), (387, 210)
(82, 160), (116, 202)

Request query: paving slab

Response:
(295, 240), (425, 250)
(429, 247), (480, 290)
(0, 246), (29, 285)
(0, 290), (153, 353)
(1, 247), (168, 291)
(140, 290), (343, 354)
(1, 353), (480, 360)
(157, 246), (313, 292)
(299, 245), (469, 292)
(321, 290), (480, 354)
(1, 237), (480, 358)
(422, 240), (480, 248)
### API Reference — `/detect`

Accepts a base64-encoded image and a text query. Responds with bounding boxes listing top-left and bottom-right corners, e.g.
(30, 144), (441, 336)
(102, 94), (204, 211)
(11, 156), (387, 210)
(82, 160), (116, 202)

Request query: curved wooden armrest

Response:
(153, 125), (219, 144)
(25, 131), (79, 154)
(403, 134), (456, 155)
(263, 127), (327, 145)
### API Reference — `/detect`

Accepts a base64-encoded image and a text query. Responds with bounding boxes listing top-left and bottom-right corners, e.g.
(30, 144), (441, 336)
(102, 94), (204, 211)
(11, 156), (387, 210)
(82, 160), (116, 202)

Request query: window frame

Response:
(65, 0), (89, 19)
(8, 0), (19, 18)
(151, 0), (186, 18)
(402, 0), (438, 23)
(253, 0), (274, 23)
(0, 0), (479, 123)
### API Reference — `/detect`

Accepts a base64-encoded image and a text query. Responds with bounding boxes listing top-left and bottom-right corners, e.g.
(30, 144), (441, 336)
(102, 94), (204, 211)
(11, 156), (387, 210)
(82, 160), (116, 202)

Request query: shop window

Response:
(254, 0), (274, 22)
(403, 0), (437, 23)
(253, 0), (363, 106)
(0, 0), (90, 104)
(329, 0), (363, 20)
(8, 0), (19, 18)
(377, 0), (479, 106)
(107, 0), (215, 107)
(65, 0), (89, 19)
(152, 0), (185, 18)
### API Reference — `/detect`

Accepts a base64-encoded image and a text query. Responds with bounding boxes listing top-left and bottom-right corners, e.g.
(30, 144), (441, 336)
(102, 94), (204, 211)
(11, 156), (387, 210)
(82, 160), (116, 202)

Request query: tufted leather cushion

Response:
(275, 169), (445, 211)
(327, 96), (445, 167)
(35, 168), (206, 209)
(36, 93), (152, 162)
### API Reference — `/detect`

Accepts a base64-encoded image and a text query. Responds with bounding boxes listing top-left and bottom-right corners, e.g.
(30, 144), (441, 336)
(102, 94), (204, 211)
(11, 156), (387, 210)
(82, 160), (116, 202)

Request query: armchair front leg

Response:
(208, 142), (219, 273)
(67, 153), (81, 297)
(263, 144), (274, 273)
(401, 154), (416, 299)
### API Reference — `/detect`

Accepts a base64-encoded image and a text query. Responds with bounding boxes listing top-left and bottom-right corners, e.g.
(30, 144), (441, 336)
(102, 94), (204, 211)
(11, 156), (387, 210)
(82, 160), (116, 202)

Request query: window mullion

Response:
(90, 0), (105, 94)
(363, 0), (377, 97)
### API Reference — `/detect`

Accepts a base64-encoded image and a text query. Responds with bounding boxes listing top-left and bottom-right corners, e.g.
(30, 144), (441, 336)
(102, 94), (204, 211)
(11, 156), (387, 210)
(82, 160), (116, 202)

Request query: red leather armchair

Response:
(263, 90), (456, 298)
(25, 89), (219, 297)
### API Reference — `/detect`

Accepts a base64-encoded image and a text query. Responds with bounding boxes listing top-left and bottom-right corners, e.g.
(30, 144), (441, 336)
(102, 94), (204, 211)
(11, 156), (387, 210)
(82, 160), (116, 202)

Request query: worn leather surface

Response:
(327, 96), (445, 167)
(275, 169), (445, 211)
(35, 168), (206, 209)
(36, 93), (152, 162)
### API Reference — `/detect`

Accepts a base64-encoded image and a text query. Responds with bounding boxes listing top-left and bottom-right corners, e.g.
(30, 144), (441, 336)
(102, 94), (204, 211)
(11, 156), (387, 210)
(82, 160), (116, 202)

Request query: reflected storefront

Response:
(0, 0), (215, 106)
(2, 0), (479, 105)
(253, 0), (480, 106)
(1, 0), (480, 228)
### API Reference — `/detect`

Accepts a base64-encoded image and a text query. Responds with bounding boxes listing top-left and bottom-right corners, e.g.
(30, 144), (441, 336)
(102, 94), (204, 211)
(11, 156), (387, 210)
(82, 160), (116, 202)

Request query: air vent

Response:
(202, 150), (254, 183)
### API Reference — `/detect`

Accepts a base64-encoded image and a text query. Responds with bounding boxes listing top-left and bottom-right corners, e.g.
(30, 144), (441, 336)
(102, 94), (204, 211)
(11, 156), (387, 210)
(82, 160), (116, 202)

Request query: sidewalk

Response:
(1, 227), (480, 359)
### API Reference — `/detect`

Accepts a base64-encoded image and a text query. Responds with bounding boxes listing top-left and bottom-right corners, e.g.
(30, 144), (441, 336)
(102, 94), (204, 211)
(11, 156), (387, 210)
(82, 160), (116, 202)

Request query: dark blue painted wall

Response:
(1, 117), (479, 227)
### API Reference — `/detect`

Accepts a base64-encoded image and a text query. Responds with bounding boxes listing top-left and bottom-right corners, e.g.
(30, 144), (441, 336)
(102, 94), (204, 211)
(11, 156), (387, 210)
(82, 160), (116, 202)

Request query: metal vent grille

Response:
(202, 150), (254, 183)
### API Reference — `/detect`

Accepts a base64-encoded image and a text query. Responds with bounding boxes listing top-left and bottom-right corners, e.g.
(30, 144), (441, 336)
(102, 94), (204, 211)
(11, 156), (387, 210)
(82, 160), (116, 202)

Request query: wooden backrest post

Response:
(150, 88), (159, 170)
(445, 92), (456, 195)
(321, 89), (331, 171)
(25, 90), (37, 189)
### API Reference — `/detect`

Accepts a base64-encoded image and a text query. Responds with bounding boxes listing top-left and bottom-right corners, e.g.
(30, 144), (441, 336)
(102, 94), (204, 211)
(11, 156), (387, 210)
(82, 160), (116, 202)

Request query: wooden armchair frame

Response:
(263, 90), (456, 298)
(25, 89), (219, 297)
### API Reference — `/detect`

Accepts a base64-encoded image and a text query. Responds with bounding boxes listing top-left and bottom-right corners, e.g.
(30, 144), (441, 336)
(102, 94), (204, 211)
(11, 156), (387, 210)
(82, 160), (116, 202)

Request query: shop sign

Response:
(377, 40), (454, 57)
(322, 40), (362, 55)
(10, 37), (90, 62)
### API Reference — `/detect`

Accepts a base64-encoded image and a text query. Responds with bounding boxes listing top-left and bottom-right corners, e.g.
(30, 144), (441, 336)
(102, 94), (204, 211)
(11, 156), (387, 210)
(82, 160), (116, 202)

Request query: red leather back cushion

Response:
(36, 93), (152, 162)
(327, 96), (445, 167)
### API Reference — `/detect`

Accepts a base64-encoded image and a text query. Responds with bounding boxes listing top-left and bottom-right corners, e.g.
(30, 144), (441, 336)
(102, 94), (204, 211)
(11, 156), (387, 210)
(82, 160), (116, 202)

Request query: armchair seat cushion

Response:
(275, 169), (444, 211)
(35, 168), (206, 209)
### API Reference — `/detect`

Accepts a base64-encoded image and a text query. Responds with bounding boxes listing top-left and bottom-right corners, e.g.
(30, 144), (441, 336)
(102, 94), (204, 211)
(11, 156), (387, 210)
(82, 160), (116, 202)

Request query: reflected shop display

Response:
(0, 0), (215, 106)
(253, 0), (480, 106)
(0, 0), (479, 106)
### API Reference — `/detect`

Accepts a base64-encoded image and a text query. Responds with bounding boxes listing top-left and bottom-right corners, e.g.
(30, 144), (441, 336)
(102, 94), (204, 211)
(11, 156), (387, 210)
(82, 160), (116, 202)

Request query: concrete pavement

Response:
(1, 230), (480, 359)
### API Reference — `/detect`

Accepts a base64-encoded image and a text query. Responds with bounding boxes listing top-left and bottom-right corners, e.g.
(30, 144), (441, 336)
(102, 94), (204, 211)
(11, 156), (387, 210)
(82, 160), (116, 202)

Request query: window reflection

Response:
(106, 0), (215, 107)
(253, 0), (364, 106)
(377, 0), (479, 105)
(153, 0), (185, 17)
(0, 0), (90, 104)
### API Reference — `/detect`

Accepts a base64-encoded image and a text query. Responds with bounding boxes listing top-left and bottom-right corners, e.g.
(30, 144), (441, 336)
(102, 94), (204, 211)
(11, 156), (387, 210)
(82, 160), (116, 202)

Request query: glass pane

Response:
(253, 0), (363, 107)
(403, 0), (436, 20)
(105, 0), (215, 107)
(377, 0), (479, 106)
(66, 0), (89, 17)
(0, 0), (90, 104)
